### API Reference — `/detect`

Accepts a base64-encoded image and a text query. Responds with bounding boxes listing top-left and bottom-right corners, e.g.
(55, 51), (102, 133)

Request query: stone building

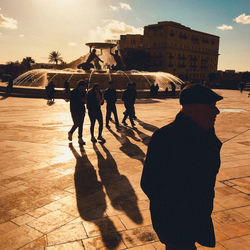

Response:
(119, 21), (219, 81)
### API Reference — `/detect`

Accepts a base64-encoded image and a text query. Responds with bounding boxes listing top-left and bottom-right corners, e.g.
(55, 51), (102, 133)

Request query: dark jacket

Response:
(70, 88), (86, 114)
(140, 111), (222, 247)
(87, 89), (103, 111)
(122, 89), (136, 106)
(104, 88), (117, 104)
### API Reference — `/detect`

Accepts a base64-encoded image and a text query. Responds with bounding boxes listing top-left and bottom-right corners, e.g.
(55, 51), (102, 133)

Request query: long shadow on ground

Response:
(108, 127), (145, 164)
(69, 143), (122, 249)
(93, 143), (143, 225)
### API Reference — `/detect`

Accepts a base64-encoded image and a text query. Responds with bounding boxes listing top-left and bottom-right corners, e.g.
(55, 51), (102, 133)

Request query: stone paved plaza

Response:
(0, 90), (249, 250)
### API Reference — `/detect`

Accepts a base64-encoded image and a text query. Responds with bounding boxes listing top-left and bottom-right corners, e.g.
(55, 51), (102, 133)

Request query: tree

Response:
(48, 51), (63, 65)
(21, 57), (35, 71)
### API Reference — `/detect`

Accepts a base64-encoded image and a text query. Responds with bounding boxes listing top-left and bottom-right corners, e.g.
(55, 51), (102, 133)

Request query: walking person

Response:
(6, 75), (13, 94)
(104, 81), (120, 130)
(64, 80), (70, 101)
(87, 84), (106, 143)
(131, 82), (137, 120)
(141, 84), (223, 250)
(68, 80), (88, 145)
(46, 81), (55, 104)
(121, 83), (136, 127)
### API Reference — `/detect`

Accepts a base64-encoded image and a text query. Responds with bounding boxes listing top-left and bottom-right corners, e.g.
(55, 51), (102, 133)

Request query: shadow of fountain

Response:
(69, 143), (122, 249)
(93, 143), (143, 225)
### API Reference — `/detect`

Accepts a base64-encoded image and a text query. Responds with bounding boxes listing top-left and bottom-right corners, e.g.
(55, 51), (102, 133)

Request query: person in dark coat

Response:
(131, 82), (137, 119)
(141, 84), (223, 250)
(6, 75), (13, 93)
(121, 83), (136, 127)
(46, 81), (55, 103)
(104, 81), (120, 129)
(68, 80), (88, 145)
(64, 80), (70, 100)
(87, 84), (106, 143)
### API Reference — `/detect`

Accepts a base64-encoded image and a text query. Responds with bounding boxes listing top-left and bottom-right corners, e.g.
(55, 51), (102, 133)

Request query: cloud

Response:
(120, 2), (132, 10)
(68, 42), (77, 46)
(217, 24), (233, 30)
(0, 14), (18, 29)
(234, 13), (250, 24)
(19, 34), (24, 38)
(89, 19), (143, 41)
(108, 2), (132, 11)
(109, 5), (118, 11)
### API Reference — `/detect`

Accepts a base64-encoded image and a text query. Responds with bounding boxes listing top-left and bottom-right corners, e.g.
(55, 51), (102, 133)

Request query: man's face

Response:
(189, 103), (220, 130)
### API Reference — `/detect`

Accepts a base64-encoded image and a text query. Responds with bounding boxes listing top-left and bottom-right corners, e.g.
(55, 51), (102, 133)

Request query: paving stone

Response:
(82, 215), (125, 237)
(118, 209), (151, 230)
(46, 240), (84, 250)
(0, 225), (43, 249)
(0, 221), (19, 234)
(47, 222), (87, 245)
(28, 207), (51, 218)
(213, 209), (248, 225)
(233, 205), (250, 219)
(11, 213), (35, 225)
(19, 235), (47, 249)
(82, 235), (126, 250)
(121, 225), (158, 248)
(220, 236), (250, 250)
(27, 210), (75, 233)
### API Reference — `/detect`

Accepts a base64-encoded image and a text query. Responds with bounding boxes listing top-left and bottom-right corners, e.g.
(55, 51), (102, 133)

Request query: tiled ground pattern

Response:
(0, 90), (249, 249)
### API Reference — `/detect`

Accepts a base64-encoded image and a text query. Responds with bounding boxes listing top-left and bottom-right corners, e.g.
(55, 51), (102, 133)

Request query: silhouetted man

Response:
(104, 81), (120, 129)
(122, 83), (136, 127)
(141, 84), (223, 250)
(68, 80), (88, 145)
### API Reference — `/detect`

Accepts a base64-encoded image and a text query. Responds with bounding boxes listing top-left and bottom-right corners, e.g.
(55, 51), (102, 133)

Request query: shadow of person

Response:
(69, 143), (122, 249)
(136, 119), (159, 133)
(0, 94), (9, 100)
(108, 128), (145, 164)
(93, 143), (143, 225)
(131, 127), (152, 146)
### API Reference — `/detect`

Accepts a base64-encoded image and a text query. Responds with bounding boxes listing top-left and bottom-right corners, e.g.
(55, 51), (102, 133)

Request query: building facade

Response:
(119, 21), (219, 81)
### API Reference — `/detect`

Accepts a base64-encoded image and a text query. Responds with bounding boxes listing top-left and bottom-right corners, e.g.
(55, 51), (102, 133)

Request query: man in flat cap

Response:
(141, 84), (223, 250)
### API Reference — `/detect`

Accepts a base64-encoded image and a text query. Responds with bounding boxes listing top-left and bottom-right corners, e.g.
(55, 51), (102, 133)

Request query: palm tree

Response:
(21, 57), (35, 70)
(48, 51), (63, 65)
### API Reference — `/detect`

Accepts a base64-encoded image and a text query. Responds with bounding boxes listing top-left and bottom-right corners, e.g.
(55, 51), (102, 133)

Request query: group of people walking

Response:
(68, 80), (137, 145)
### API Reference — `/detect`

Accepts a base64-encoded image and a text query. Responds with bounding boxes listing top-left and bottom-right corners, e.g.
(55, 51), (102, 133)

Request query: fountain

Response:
(13, 42), (183, 91)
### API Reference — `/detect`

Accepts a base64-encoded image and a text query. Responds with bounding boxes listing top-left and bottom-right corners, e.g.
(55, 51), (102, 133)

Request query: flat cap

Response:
(180, 84), (223, 105)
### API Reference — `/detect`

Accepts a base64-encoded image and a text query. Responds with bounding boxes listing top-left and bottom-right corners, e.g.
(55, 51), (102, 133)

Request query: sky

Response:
(0, 0), (249, 71)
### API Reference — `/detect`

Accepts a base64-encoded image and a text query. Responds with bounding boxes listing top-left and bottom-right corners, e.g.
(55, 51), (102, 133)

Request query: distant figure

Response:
(121, 83), (136, 127)
(141, 84), (223, 250)
(104, 81), (120, 130)
(165, 86), (169, 98)
(150, 83), (155, 97)
(64, 80), (70, 100)
(154, 83), (159, 96)
(68, 81), (88, 145)
(170, 81), (176, 96)
(131, 82), (137, 119)
(78, 46), (104, 71)
(239, 82), (245, 93)
(45, 81), (55, 104)
(6, 76), (13, 94)
(87, 84), (106, 143)
(110, 49), (124, 70)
